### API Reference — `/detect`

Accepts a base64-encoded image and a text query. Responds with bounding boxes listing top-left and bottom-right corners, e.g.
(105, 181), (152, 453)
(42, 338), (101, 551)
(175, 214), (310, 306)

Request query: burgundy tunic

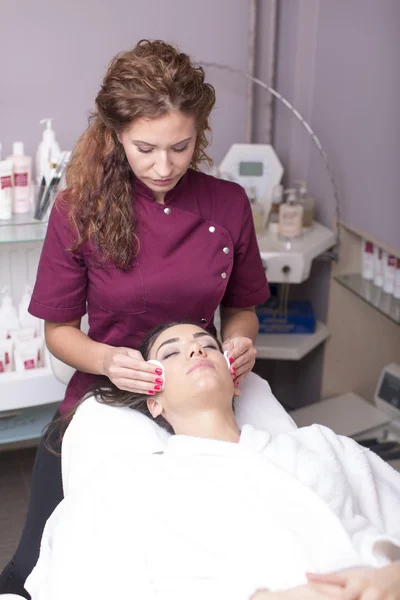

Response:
(29, 169), (270, 413)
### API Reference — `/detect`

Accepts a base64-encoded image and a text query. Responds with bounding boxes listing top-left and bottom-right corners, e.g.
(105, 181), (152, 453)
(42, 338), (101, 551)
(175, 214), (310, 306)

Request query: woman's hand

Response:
(306, 561), (400, 600)
(251, 582), (345, 600)
(102, 346), (163, 395)
(223, 336), (257, 391)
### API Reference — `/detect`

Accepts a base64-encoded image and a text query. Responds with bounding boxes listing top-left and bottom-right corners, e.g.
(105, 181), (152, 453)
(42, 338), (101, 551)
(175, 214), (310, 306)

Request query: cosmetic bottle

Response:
(393, 258), (400, 300)
(248, 185), (265, 235)
(361, 240), (374, 281)
(296, 180), (315, 230)
(7, 142), (32, 214)
(0, 159), (14, 220)
(269, 184), (283, 233)
(0, 287), (20, 338)
(36, 118), (61, 187)
(373, 247), (384, 288)
(18, 285), (41, 336)
(278, 188), (304, 241)
(383, 254), (397, 295)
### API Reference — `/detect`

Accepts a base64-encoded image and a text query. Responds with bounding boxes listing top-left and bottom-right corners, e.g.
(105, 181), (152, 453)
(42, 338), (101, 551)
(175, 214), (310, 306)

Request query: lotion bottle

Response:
(7, 142), (32, 214)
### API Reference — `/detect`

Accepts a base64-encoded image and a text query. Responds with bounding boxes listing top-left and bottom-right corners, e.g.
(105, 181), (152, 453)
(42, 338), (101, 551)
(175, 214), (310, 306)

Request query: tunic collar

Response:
(133, 169), (191, 206)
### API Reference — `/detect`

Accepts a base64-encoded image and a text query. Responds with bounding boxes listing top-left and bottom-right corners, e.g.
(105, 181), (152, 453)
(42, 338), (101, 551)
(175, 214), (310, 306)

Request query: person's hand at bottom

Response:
(250, 582), (346, 600)
(306, 561), (400, 600)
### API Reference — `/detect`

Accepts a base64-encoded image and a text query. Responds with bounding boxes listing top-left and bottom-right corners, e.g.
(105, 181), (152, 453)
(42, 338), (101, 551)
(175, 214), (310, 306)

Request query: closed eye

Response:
(172, 144), (189, 153)
(163, 350), (180, 360)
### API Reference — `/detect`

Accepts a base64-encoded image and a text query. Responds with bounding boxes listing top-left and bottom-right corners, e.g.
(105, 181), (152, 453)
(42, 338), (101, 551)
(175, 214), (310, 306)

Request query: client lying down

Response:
(26, 322), (400, 600)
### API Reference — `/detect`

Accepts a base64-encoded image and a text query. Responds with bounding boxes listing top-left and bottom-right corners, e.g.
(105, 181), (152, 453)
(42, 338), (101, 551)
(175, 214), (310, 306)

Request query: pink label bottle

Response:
(8, 141), (32, 214)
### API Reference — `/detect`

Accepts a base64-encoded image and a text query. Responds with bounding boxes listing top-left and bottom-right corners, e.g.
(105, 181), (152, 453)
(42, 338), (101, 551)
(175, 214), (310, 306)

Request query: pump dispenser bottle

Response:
(36, 119), (61, 187)
(296, 180), (314, 230)
(279, 188), (304, 240)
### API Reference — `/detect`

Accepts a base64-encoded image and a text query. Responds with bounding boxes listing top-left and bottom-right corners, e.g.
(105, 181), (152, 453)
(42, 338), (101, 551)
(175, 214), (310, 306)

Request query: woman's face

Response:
(119, 111), (197, 201)
(146, 324), (234, 420)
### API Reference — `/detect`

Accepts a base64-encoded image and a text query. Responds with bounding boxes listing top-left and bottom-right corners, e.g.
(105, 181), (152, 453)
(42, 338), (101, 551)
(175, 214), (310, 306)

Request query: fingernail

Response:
(232, 366), (236, 372)
(148, 390), (155, 395)
(155, 368), (163, 375)
(154, 385), (162, 391)
(229, 357), (234, 364)
(235, 381), (240, 387)
(155, 378), (163, 384)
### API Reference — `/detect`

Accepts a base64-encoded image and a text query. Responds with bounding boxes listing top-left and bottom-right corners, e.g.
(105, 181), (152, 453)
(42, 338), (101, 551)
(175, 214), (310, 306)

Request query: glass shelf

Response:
(335, 273), (400, 325)
(0, 210), (48, 244)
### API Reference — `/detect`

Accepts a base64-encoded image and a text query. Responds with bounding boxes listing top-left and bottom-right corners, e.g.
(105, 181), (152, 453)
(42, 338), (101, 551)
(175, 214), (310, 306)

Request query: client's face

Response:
(146, 324), (234, 421)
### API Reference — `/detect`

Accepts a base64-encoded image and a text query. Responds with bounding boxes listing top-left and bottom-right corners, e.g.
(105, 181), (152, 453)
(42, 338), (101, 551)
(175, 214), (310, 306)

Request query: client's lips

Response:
(187, 359), (214, 374)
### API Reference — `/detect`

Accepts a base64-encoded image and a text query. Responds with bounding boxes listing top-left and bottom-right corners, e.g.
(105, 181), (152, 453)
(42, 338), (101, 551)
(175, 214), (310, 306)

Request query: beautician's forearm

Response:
(45, 321), (111, 376)
(220, 306), (259, 343)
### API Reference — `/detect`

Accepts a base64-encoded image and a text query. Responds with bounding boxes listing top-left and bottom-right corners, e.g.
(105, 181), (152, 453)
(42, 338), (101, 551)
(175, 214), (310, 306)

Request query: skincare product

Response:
(36, 118), (61, 187)
(373, 247), (384, 288)
(269, 184), (283, 233)
(14, 337), (43, 372)
(0, 159), (13, 220)
(361, 240), (374, 281)
(383, 254), (396, 295)
(296, 180), (314, 229)
(7, 142), (32, 214)
(18, 285), (41, 335)
(247, 185), (265, 235)
(393, 258), (400, 300)
(279, 188), (304, 240)
(0, 288), (20, 338)
(0, 338), (13, 373)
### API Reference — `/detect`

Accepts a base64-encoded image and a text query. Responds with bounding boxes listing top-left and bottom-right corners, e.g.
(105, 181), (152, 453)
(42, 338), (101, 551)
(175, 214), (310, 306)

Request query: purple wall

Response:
(0, 0), (251, 167)
(274, 0), (400, 251)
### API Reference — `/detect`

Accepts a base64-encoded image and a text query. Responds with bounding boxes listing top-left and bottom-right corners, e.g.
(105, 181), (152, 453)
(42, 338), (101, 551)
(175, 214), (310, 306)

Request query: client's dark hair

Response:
(45, 321), (222, 452)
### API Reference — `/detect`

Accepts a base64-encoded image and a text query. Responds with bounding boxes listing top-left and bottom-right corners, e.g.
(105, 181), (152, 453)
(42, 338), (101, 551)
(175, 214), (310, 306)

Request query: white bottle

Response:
(279, 188), (304, 240)
(361, 240), (374, 281)
(0, 287), (20, 338)
(36, 118), (61, 187)
(393, 258), (400, 300)
(0, 159), (14, 220)
(18, 285), (41, 336)
(7, 142), (32, 214)
(373, 247), (384, 287)
(383, 254), (396, 295)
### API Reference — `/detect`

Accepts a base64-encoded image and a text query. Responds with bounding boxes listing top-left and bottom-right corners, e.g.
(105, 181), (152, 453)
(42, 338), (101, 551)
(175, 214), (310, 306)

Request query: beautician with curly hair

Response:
(0, 39), (269, 597)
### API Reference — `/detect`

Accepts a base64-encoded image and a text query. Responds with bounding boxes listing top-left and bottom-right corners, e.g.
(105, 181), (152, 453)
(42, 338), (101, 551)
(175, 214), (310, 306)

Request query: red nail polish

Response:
(148, 390), (155, 395)
(155, 378), (163, 384)
(229, 357), (234, 364)
(235, 381), (240, 387)
(154, 385), (161, 391)
(232, 366), (237, 372)
(155, 368), (163, 375)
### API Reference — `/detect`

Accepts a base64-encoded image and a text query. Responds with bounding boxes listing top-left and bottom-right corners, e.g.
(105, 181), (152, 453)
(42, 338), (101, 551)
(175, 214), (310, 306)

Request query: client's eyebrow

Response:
(155, 332), (214, 356)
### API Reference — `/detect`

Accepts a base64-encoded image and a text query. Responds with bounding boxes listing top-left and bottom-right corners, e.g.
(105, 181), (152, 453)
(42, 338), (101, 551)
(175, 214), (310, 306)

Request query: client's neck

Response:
(171, 407), (240, 443)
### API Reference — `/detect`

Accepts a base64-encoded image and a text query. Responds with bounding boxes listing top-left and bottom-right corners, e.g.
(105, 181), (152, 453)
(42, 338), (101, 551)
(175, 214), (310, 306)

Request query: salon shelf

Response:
(255, 321), (330, 360)
(0, 365), (66, 412)
(0, 402), (59, 447)
(256, 222), (337, 284)
(335, 273), (400, 325)
(0, 210), (48, 244)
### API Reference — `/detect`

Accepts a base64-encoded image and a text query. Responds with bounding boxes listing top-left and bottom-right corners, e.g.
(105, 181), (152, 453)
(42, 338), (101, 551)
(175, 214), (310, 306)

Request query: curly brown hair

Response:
(64, 40), (216, 269)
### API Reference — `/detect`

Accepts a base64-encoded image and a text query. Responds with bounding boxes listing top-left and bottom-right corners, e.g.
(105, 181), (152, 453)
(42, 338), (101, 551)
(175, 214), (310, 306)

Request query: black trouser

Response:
(0, 411), (63, 599)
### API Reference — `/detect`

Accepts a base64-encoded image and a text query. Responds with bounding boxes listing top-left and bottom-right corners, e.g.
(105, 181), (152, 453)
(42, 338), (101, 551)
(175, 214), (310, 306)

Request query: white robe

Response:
(26, 424), (400, 600)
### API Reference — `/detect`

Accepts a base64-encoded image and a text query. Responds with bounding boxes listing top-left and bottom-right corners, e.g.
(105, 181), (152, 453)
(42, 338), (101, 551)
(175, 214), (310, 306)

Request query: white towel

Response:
(26, 425), (400, 600)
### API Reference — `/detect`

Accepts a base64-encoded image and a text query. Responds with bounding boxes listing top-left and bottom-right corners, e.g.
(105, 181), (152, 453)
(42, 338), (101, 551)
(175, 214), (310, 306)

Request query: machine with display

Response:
(219, 143), (283, 213)
(291, 363), (400, 472)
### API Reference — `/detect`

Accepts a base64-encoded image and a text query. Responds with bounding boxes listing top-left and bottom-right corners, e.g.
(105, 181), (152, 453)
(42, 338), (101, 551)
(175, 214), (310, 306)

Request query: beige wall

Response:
(322, 224), (400, 402)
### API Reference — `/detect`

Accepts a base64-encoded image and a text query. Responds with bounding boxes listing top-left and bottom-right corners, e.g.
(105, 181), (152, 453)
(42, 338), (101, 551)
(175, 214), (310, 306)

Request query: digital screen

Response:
(378, 371), (400, 410)
(239, 161), (264, 177)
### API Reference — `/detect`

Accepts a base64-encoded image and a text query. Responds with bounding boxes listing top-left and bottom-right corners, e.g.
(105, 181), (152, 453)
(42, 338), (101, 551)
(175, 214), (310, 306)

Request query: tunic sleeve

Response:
(221, 189), (270, 308)
(29, 199), (88, 322)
